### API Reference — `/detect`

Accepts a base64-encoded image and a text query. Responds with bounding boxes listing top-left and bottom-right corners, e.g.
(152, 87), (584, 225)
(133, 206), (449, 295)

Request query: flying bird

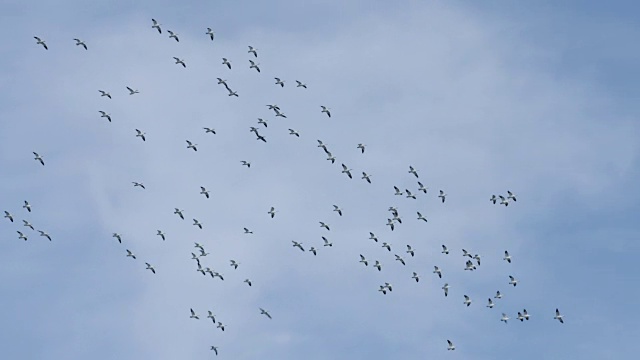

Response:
(230, 260), (239, 269)
(132, 181), (145, 189)
(417, 182), (428, 193)
(292, 241), (304, 252)
(501, 313), (509, 323)
(499, 195), (509, 206)
(405, 189), (416, 199)
(248, 46), (258, 57)
(190, 308), (199, 319)
(274, 77), (285, 87)
(244, 279), (252, 286)
(193, 219), (203, 229)
(438, 190), (447, 203)
(408, 165), (419, 178)
(359, 255), (368, 266)
(135, 129), (146, 141)
(156, 230), (165, 241)
(373, 261), (382, 271)
(151, 19), (162, 33)
(126, 86), (140, 95)
(442, 283), (449, 297)
(288, 129), (300, 137)
(554, 309), (564, 323)
(23, 201), (31, 212)
(309, 247), (317, 255)
(38, 230), (51, 241)
(447, 340), (455, 351)
(241, 161), (251, 168)
(222, 58), (231, 69)
(322, 236), (333, 247)
(508, 275), (518, 287)
(200, 186), (210, 199)
(174, 208), (184, 219)
(22, 220), (34, 230)
(382, 242), (392, 252)
(369, 232), (378, 242)
(227, 89), (239, 97)
(258, 118), (268, 127)
(406, 245), (415, 257)
(504, 250), (512, 263)
(295, 80), (307, 88)
(98, 90), (111, 99)
(507, 190), (517, 202)
(411, 272), (420, 282)
(173, 57), (186, 67)
(98, 111), (112, 122)
(206, 28), (215, 40)
(145, 263), (156, 274)
(320, 105), (331, 117)
(167, 30), (179, 42)
(17, 231), (27, 241)
(73, 38), (87, 50)
(361, 172), (372, 183)
(243, 228), (253, 234)
(433, 266), (442, 278)
(495, 291), (503, 299)
(216, 322), (225, 331)
(416, 212), (427, 222)
(463, 295), (472, 307)
(332, 205), (343, 216)
(249, 60), (260, 72)
(394, 254), (405, 265)
(490, 195), (497, 204)
(319, 221), (330, 231)
(126, 249), (136, 259)
(4, 211), (14, 222)
(357, 143), (366, 153)
(441, 245), (449, 254)
(186, 140), (198, 151)
(393, 186), (404, 196)
(203, 127), (216, 134)
(268, 207), (277, 218)
(33, 36), (48, 50)
(341, 164), (353, 179)
(112, 233), (122, 243)
(487, 298), (495, 308)
(33, 152), (45, 165)
(210, 346), (218, 355)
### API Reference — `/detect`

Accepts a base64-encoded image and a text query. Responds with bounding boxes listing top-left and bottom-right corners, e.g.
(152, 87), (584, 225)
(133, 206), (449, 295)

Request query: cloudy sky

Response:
(1, 0), (639, 358)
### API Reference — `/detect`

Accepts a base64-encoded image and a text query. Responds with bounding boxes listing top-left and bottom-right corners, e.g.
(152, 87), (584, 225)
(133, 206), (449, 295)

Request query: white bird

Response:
(173, 57), (186, 67)
(441, 244), (449, 254)
(268, 206), (277, 218)
(216, 322), (225, 331)
(112, 233), (122, 243)
(210, 346), (218, 355)
(135, 129), (146, 141)
(274, 77), (285, 87)
(405, 189), (416, 199)
(462, 249), (472, 258)
(249, 59), (260, 72)
(438, 190), (447, 203)
(288, 129), (300, 137)
(227, 89), (239, 97)
(206, 28), (215, 40)
(22, 220), (34, 230)
(447, 340), (455, 351)
(98, 111), (112, 122)
(156, 230), (165, 241)
(463, 295), (472, 307)
(464, 260), (477, 271)
(4, 211), (14, 222)
(174, 208), (184, 219)
(320, 105), (331, 117)
(194, 242), (204, 250)
(501, 313), (509, 323)
(167, 30), (179, 42)
(244, 279), (252, 286)
(406, 245), (415, 257)
(73, 38), (87, 50)
(357, 143), (366, 153)
(382, 242), (392, 252)
(190, 308), (199, 319)
(392, 214), (402, 224)
(378, 285), (387, 295)
(292, 241), (304, 252)
(332, 205), (343, 216)
(394, 254), (405, 266)
(384, 282), (393, 292)
(490, 195), (497, 204)
(309, 247), (317, 255)
(193, 219), (203, 229)
(17, 231), (27, 241)
(319, 221), (330, 231)
(199, 186), (210, 199)
(408, 165), (419, 178)
(248, 46), (258, 57)
(274, 109), (287, 118)
(37, 230), (51, 241)
(417, 181), (428, 193)
(322, 236), (332, 247)
(416, 211), (427, 222)
(230, 260), (239, 269)
(554, 308), (564, 323)
(186, 140), (198, 151)
(145, 263), (156, 274)
(369, 232), (378, 242)
(361, 172), (372, 183)
(23, 200), (32, 212)
(326, 153), (336, 163)
(266, 104), (281, 111)
(522, 309), (530, 320)
(499, 195), (509, 206)
(98, 90), (111, 99)
(393, 186), (404, 196)
(151, 19), (162, 33)
(508, 275), (518, 287)
(126, 86), (139, 95)
(259, 308), (272, 319)
(295, 80), (307, 88)
(257, 118), (268, 128)
(517, 312), (524, 322)
(33, 36), (48, 50)
(487, 298), (495, 308)
(504, 250), (512, 263)
(126, 249), (136, 259)
(373, 261), (382, 271)
(359, 254), (368, 266)
(212, 271), (224, 280)
(386, 218), (395, 231)
(132, 181), (145, 189)
(411, 272), (420, 282)
(203, 127), (216, 134)
(473, 254), (481, 266)
(341, 164), (353, 179)
(433, 266), (443, 278)
(222, 58), (231, 69)
(241, 160), (251, 168)
(507, 190), (517, 202)
(243, 227), (253, 234)
(33, 152), (45, 165)
(494, 291), (503, 299)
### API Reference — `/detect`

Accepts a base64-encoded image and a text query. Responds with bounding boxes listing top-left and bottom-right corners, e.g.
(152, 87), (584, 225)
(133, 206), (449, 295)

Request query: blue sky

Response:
(1, 0), (639, 358)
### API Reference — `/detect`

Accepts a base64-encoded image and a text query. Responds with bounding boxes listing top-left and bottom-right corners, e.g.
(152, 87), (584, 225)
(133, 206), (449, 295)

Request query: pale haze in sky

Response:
(1, 0), (639, 359)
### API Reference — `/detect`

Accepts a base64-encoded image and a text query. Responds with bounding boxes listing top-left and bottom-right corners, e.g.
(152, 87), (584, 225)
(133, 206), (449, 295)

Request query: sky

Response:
(1, 0), (639, 358)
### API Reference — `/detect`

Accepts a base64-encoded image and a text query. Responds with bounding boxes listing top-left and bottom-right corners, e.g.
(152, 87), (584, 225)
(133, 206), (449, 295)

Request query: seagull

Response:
(37, 230), (51, 241)
(222, 58), (231, 69)
(173, 57), (186, 67)
(382, 242), (392, 252)
(406, 245), (415, 257)
(173, 208), (184, 219)
(447, 340), (455, 351)
(193, 219), (203, 229)
(126, 249), (136, 259)
(4, 211), (14, 222)
(259, 308), (272, 319)
(416, 212), (427, 222)
(322, 236), (332, 247)
(203, 127), (216, 134)
(17, 231), (27, 241)
(501, 313), (509, 323)
(73, 38), (87, 50)
(361, 172), (372, 183)
(319, 221), (330, 231)
(98, 111), (112, 122)
(309, 247), (317, 255)
(408, 165), (419, 178)
(248, 46), (258, 57)
(463, 295), (472, 307)
(499, 195), (509, 206)
(495, 291), (503, 299)
(487, 298), (495, 308)
(206, 28), (215, 40)
(151, 19), (162, 33)
(288, 129), (300, 137)
(373, 261), (382, 271)
(199, 186), (210, 199)
(411, 272), (420, 282)
(112, 233), (122, 243)
(320, 105), (331, 117)
(145, 263), (156, 274)
(438, 190), (447, 203)
(167, 30), (179, 42)
(357, 143), (366, 153)
(359, 254), (368, 266)
(417, 182), (428, 193)
(394, 254), (405, 266)
(186, 140), (198, 151)
(126, 86), (139, 95)
(230, 260), (239, 269)
(507, 190), (517, 202)
(393, 186), (404, 196)
(503, 250), (512, 263)
(332, 205), (343, 216)
(135, 129), (146, 141)
(33, 36), (48, 50)
(554, 309), (564, 323)
(341, 164), (353, 179)
(295, 80), (307, 88)
(257, 118), (268, 128)
(441, 245), (449, 254)
(98, 90), (111, 99)
(132, 181), (145, 189)
(523, 309), (530, 320)
(228, 89), (239, 97)
(508, 275), (518, 287)
(33, 152), (45, 165)
(268, 207), (277, 218)
(243, 227), (253, 234)
(292, 241), (304, 252)
(156, 230), (165, 241)
(274, 77), (285, 87)
(490, 195), (497, 204)
(249, 59), (260, 72)
(190, 308), (199, 319)
(473, 254), (481, 266)
(210, 346), (218, 355)
(23, 201), (32, 212)
(432, 266), (442, 279)
(241, 161), (251, 168)
(216, 322), (225, 331)
(22, 220), (34, 230)
(244, 279), (252, 286)
(369, 232), (378, 242)
(405, 189), (416, 199)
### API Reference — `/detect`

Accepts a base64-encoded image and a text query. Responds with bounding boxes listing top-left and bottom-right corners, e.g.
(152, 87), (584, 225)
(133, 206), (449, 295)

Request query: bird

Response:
(463, 295), (472, 307)
(487, 298), (495, 308)
(156, 230), (165, 241)
(369, 232), (378, 242)
(33, 36), (48, 50)
(417, 182), (428, 193)
(447, 340), (455, 351)
(319, 221), (330, 231)
(22, 220), (34, 230)
(258, 118), (268, 128)
(98, 90), (111, 99)
(73, 38), (87, 50)
(288, 129), (300, 137)
(173, 57), (186, 67)
(17, 231), (27, 241)
(112, 233), (122, 243)
(554, 309), (564, 323)
(292, 241), (304, 252)
(433, 266), (443, 278)
(490, 195), (497, 204)
(411, 272), (420, 282)
(508, 275), (518, 287)
(392, 214), (402, 224)
(382, 242), (392, 252)
(33, 152), (45, 165)
(186, 140), (198, 151)
(203, 127), (216, 134)
(522, 309), (530, 320)
(274, 109), (287, 118)
(416, 212), (427, 222)
(173, 208), (184, 219)
(317, 140), (329, 152)
(4, 211), (14, 222)
(405, 189), (416, 199)
(244, 279), (252, 286)
(243, 228), (253, 234)
(266, 104), (281, 111)
(499, 195), (509, 206)
(37, 230), (51, 241)
(194, 242), (204, 251)
(473, 254), (481, 266)
(274, 77), (285, 87)
(126, 249), (136, 259)
(98, 111), (112, 122)
(193, 219), (203, 229)
(507, 190), (517, 202)
(145, 263), (156, 274)
(386, 219), (395, 231)
(132, 181), (145, 189)
(438, 190), (447, 203)
(227, 89), (239, 97)
(373, 261), (382, 271)
(332, 205), (343, 216)
(361, 172), (372, 183)
(464, 260), (477, 271)
(248, 46), (258, 57)
(517, 312), (524, 322)
(222, 58), (231, 69)
(378, 285), (387, 295)
(501, 313), (509, 323)
(326, 153), (336, 164)
(341, 164), (353, 179)
(167, 30), (179, 42)
(393, 186), (404, 196)
(126, 86), (139, 95)
(462, 249), (472, 258)
(322, 236), (333, 247)
(503, 250), (512, 263)
(357, 143), (366, 153)
(216, 322), (225, 331)
(268, 207), (277, 218)
(359, 255), (368, 266)
(309, 247), (317, 255)
(199, 186), (210, 199)
(216, 78), (228, 88)
(394, 254), (405, 266)
(210, 346), (218, 355)
(320, 105), (331, 117)
(241, 161), (251, 168)
(23, 201), (31, 212)
(441, 245), (449, 254)
(206, 28), (215, 40)
(249, 60), (261, 72)
(151, 19), (162, 33)
(295, 80), (307, 88)
(384, 282), (393, 292)
(230, 260), (239, 269)
(135, 129), (146, 141)
(494, 291), (503, 299)
(406, 245), (415, 257)
(408, 165), (419, 178)
(190, 308), (199, 320)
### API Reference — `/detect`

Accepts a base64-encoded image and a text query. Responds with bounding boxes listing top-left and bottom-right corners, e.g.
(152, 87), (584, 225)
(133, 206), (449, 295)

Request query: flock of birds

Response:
(14, 18), (566, 356)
